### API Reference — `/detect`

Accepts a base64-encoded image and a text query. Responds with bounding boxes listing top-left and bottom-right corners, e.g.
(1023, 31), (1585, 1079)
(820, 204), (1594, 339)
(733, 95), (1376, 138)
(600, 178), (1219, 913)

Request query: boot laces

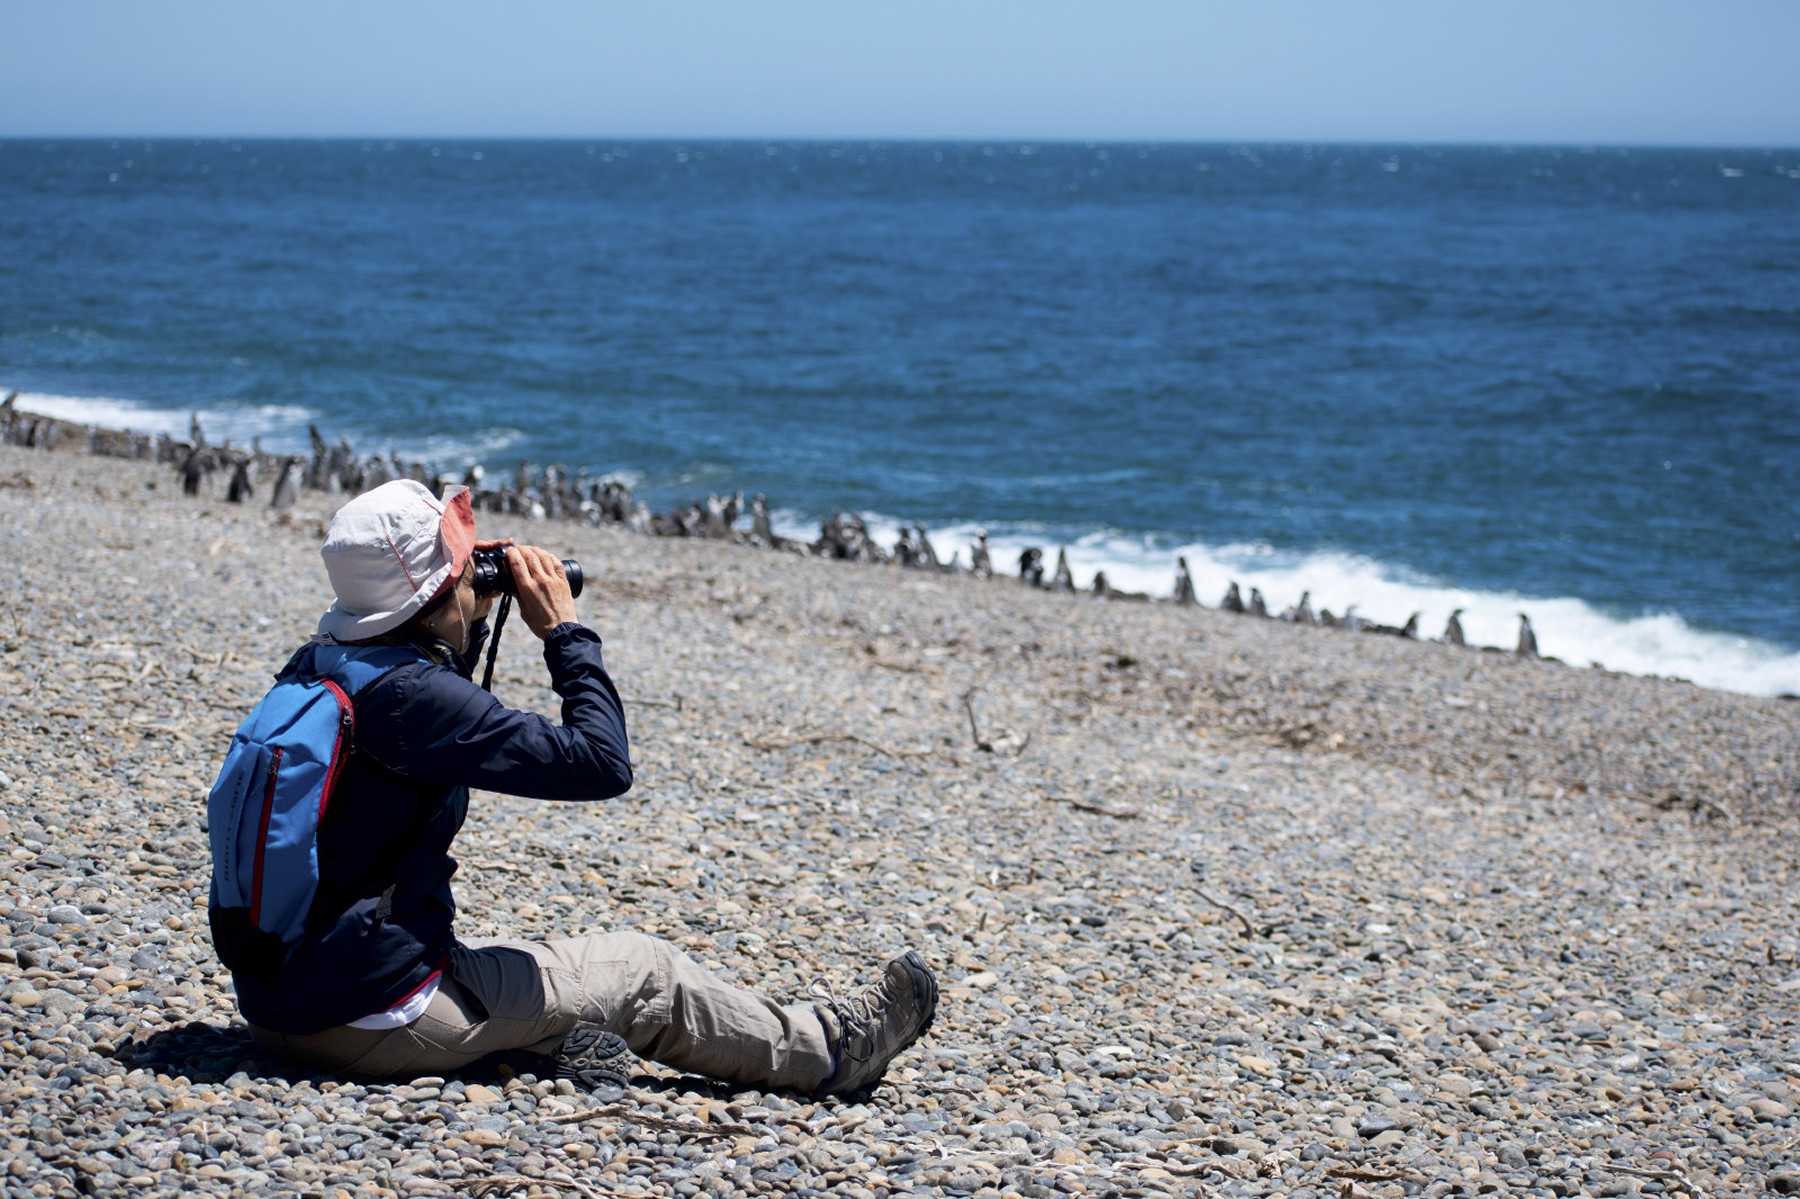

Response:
(810, 977), (889, 1049)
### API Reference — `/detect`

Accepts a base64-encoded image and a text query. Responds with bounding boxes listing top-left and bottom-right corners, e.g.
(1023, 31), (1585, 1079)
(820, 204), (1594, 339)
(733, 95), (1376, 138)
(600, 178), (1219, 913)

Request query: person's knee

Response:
(579, 931), (680, 1026)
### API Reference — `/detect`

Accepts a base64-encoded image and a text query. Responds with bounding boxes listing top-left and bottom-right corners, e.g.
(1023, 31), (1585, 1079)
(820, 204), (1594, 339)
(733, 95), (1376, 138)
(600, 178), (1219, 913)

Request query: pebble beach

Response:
(1, 437), (1797, 1197)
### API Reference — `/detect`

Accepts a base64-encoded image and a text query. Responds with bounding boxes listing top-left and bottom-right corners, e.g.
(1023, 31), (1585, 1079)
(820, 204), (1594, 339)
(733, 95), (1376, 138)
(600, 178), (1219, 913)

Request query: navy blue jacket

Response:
(223, 620), (632, 1034)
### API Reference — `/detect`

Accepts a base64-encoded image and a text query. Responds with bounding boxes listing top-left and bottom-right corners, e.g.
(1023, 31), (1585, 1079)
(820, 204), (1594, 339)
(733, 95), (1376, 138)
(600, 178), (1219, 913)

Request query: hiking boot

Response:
(811, 950), (938, 1095)
(550, 1024), (635, 1094)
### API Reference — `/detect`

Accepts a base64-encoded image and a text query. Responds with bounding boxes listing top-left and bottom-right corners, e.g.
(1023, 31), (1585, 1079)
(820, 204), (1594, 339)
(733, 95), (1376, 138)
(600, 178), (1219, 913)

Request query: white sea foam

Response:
(9, 386), (1794, 698)
(7, 389), (526, 470)
(10, 390), (317, 448)
(770, 508), (1800, 699)
(387, 427), (527, 467)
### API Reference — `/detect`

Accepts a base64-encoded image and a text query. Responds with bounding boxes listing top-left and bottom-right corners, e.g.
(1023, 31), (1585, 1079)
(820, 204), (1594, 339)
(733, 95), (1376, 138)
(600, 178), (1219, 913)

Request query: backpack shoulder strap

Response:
(310, 643), (431, 697)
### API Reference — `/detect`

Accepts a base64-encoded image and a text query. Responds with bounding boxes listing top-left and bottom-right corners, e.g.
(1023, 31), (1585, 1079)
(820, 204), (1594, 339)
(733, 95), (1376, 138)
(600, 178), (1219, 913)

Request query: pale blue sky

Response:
(6, 1), (1798, 145)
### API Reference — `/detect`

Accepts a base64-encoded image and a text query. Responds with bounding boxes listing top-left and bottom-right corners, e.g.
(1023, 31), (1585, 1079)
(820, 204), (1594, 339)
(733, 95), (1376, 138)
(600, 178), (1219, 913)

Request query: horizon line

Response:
(4, 132), (1798, 153)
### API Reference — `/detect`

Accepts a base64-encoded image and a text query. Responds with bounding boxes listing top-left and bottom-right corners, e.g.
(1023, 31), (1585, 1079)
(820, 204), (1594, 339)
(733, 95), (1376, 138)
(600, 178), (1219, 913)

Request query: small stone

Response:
(463, 1129), (506, 1147)
(1358, 1114), (1399, 1137)
(463, 1084), (502, 1106)
(1749, 1098), (1790, 1121)
(47, 905), (87, 926)
(1238, 1054), (1277, 1077)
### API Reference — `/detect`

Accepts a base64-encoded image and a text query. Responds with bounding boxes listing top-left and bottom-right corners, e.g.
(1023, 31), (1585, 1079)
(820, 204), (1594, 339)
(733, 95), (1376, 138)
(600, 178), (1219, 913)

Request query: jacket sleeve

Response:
(356, 623), (633, 801)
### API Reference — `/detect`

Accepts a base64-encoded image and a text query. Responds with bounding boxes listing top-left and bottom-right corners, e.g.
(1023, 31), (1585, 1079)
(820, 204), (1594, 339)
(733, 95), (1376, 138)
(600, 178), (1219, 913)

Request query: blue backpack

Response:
(207, 642), (425, 975)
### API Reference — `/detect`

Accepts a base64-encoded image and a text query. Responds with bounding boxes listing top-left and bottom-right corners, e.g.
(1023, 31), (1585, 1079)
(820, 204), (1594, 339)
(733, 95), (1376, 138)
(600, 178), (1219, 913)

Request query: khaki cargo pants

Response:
(249, 931), (834, 1092)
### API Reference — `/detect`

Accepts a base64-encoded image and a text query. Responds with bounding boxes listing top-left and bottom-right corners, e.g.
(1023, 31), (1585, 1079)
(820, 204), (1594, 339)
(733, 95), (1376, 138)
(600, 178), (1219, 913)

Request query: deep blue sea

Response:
(2, 139), (1797, 694)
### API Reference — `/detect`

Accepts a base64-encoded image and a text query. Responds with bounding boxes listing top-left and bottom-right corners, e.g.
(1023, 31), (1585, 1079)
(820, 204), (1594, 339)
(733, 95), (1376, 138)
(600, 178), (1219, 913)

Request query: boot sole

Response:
(552, 1025), (635, 1092)
(901, 949), (940, 1042)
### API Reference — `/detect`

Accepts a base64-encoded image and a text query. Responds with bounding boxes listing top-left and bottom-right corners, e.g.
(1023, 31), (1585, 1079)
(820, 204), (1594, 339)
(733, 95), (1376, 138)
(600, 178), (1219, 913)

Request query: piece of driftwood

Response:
(463, 1172), (606, 1199)
(962, 687), (1032, 757)
(744, 730), (930, 759)
(1193, 884), (1258, 939)
(540, 1103), (752, 1139)
(1044, 794), (1139, 820)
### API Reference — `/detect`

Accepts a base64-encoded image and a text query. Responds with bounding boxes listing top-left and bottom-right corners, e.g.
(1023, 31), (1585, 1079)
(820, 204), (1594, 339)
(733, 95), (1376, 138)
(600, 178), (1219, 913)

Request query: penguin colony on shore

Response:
(2, 396), (1552, 661)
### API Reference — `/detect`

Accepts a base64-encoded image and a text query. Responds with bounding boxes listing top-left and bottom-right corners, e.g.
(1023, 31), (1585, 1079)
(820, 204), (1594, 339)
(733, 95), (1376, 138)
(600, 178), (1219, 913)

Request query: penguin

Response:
(703, 494), (730, 538)
(226, 458), (255, 503)
(362, 456), (393, 489)
(1284, 590), (1315, 625)
(1399, 611), (1420, 639)
(1092, 570), (1112, 597)
(270, 456), (301, 510)
(189, 412), (207, 449)
(180, 448), (206, 496)
(1342, 605), (1365, 632)
(1173, 557), (1198, 606)
(751, 494), (778, 546)
(1018, 547), (1045, 587)
(892, 527), (917, 567)
(1050, 548), (1076, 593)
(969, 530), (993, 579)
(1319, 608), (1338, 627)
(1516, 613), (1538, 658)
(1442, 608), (1466, 647)
(1221, 581), (1246, 614)
(1248, 587), (1269, 618)
(914, 525), (941, 569)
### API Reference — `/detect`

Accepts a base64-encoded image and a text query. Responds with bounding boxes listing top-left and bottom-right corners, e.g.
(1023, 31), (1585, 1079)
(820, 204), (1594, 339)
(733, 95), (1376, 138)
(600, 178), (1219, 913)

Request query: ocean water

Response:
(3, 139), (1797, 695)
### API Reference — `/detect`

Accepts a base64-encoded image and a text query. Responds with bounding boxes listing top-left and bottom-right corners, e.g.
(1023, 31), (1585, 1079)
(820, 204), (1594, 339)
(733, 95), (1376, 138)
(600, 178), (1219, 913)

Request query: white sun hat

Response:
(317, 480), (477, 641)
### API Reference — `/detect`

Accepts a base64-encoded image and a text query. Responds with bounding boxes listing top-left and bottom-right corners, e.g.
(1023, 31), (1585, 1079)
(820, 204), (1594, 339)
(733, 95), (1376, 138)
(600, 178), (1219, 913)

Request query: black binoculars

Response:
(470, 547), (584, 599)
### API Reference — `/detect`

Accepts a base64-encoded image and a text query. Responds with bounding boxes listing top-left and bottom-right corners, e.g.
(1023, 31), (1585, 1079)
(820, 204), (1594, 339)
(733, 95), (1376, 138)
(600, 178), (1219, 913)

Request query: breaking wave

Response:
(9, 385), (1795, 698)
(5, 389), (523, 472)
(770, 508), (1800, 699)
(11, 390), (316, 447)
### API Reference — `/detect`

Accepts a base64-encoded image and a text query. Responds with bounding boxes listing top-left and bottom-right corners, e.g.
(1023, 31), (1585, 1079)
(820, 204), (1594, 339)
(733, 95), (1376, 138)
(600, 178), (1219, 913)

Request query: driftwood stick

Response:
(1194, 885), (1258, 939)
(463, 1171), (607, 1199)
(1045, 794), (1139, 820)
(1326, 1167), (1426, 1183)
(744, 730), (930, 759)
(962, 688), (994, 752)
(963, 687), (1032, 757)
(1603, 1164), (1696, 1191)
(541, 1102), (764, 1139)
(632, 695), (684, 711)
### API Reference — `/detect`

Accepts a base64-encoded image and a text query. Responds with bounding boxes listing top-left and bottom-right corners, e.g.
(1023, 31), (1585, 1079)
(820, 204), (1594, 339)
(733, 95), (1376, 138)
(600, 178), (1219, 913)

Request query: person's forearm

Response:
(539, 623), (634, 797)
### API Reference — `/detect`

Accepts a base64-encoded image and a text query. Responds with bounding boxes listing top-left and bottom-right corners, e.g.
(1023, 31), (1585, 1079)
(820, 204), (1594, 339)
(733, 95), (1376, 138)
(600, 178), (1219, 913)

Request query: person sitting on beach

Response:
(209, 480), (937, 1092)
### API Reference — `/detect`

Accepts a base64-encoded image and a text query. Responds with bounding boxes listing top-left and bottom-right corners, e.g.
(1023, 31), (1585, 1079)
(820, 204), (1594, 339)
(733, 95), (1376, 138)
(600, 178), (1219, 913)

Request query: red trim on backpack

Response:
(387, 964), (444, 1010)
(318, 678), (355, 821)
(248, 746), (284, 927)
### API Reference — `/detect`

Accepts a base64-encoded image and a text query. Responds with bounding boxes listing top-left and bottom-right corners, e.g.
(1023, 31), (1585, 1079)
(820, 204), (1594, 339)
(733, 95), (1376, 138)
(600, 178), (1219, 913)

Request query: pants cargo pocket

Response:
(574, 946), (672, 1031)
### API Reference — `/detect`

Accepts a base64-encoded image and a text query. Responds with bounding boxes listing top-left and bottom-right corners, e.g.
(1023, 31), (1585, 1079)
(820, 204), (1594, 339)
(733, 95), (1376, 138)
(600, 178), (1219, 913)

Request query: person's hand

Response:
(470, 538), (514, 621)
(506, 545), (579, 639)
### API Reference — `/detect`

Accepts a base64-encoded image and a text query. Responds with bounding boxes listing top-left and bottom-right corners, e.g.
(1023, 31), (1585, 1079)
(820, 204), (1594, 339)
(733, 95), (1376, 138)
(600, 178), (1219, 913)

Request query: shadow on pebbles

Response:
(1, 445), (1796, 1197)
